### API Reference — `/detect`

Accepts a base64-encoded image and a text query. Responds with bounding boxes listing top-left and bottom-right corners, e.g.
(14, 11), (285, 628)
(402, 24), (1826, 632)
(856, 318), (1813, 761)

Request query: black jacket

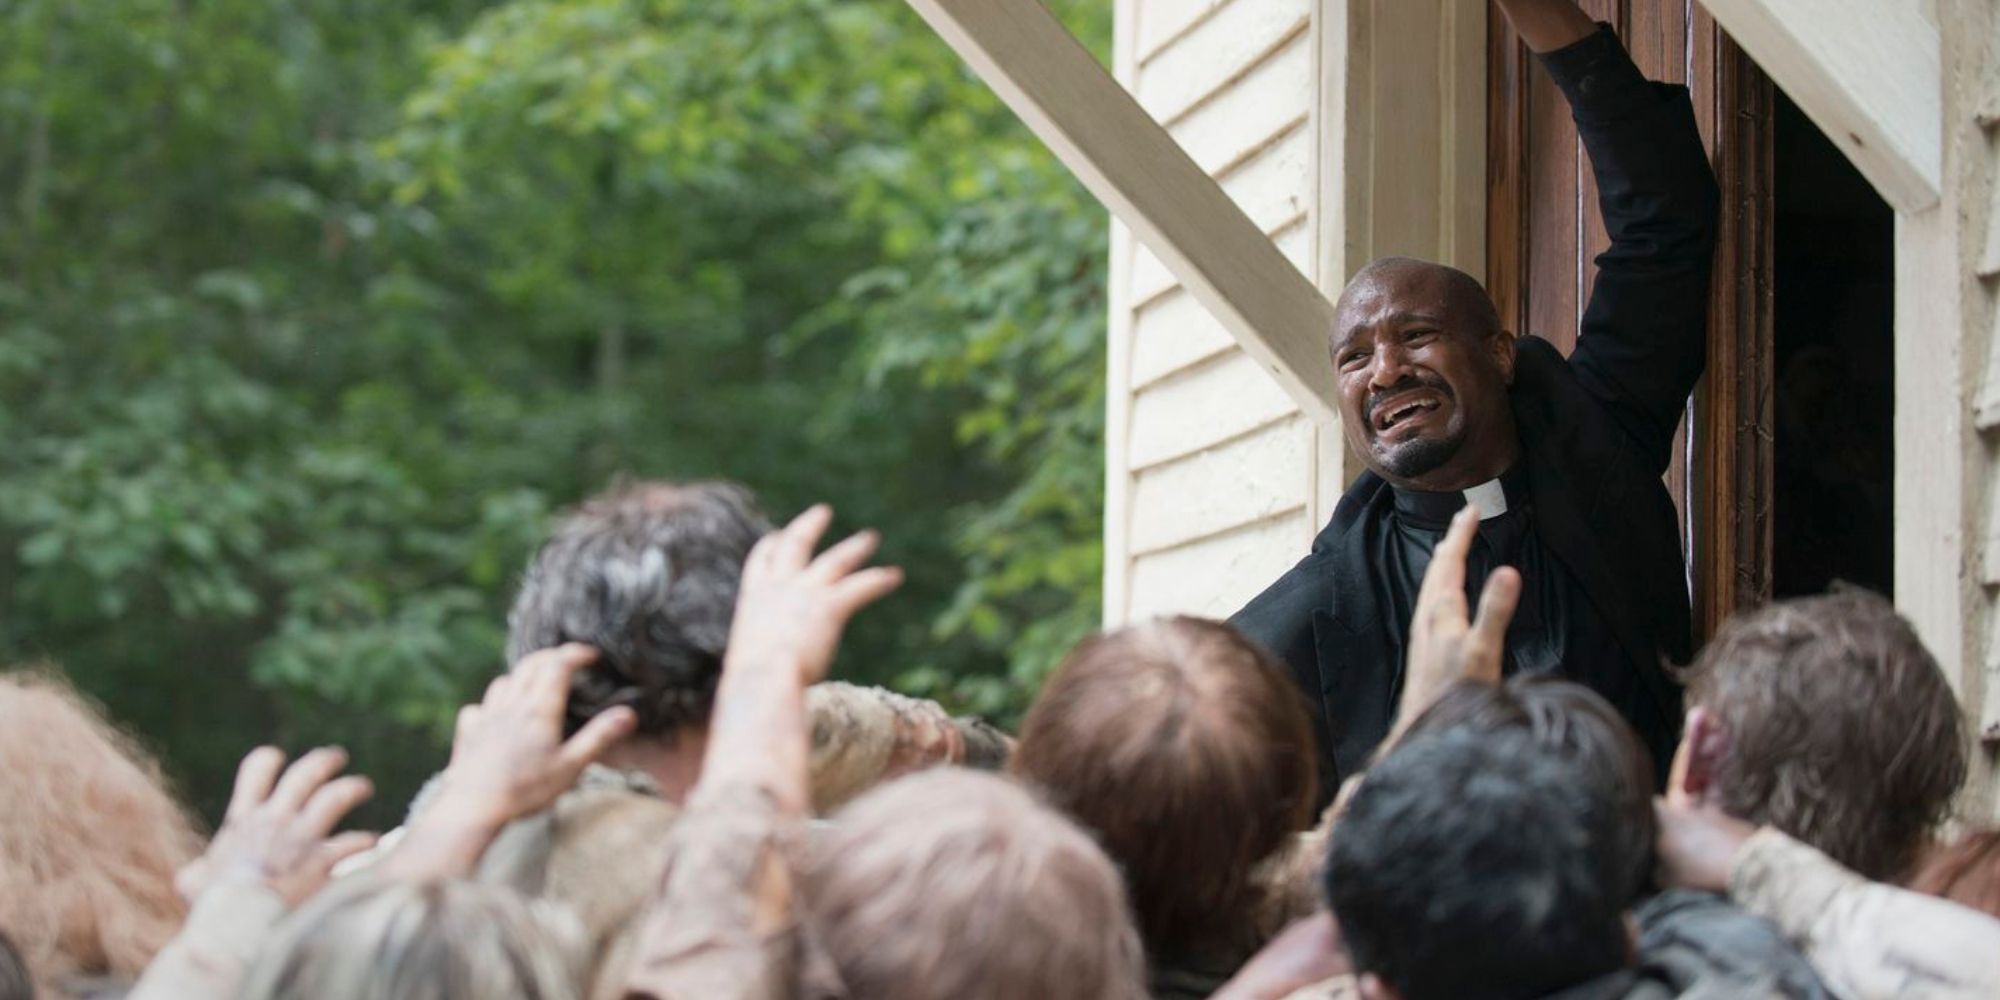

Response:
(1230, 28), (1721, 798)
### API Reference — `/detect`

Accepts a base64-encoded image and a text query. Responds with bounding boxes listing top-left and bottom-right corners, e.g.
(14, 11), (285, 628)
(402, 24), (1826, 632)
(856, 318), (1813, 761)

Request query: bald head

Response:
(1334, 257), (1502, 344)
(1329, 256), (1520, 490)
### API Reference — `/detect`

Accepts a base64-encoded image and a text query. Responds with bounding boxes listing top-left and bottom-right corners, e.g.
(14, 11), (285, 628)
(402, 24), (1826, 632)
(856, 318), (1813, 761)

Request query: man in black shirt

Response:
(1231, 0), (1719, 801)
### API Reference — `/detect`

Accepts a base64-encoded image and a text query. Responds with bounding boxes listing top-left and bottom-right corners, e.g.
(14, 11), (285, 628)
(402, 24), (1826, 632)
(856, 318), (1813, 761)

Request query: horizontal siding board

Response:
(1137, 0), (1309, 126)
(1130, 288), (1233, 389)
(1127, 350), (1301, 471)
(1128, 415), (1314, 555)
(1136, 0), (1230, 64)
(1168, 34), (1312, 176)
(1126, 509), (1309, 619)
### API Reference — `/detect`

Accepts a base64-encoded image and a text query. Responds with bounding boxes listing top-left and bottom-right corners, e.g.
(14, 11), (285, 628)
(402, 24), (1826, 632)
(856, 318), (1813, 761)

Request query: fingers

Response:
(227, 746), (287, 822)
(314, 830), (380, 873)
(833, 565), (904, 615)
(557, 706), (638, 773)
(1469, 567), (1522, 645)
(811, 529), (881, 582)
(1417, 505), (1480, 612)
(775, 504), (834, 570)
(519, 644), (596, 721)
(269, 747), (351, 813)
(299, 774), (376, 839)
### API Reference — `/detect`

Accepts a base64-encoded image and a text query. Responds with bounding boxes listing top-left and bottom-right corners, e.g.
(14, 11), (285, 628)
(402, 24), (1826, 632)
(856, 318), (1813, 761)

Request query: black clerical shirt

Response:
(1375, 464), (1634, 725)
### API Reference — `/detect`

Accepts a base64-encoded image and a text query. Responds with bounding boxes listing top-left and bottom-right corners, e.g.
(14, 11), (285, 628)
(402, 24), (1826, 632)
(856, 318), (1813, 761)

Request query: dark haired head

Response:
(1327, 729), (1629, 1000)
(506, 481), (771, 739)
(1683, 588), (1966, 882)
(1401, 677), (1657, 903)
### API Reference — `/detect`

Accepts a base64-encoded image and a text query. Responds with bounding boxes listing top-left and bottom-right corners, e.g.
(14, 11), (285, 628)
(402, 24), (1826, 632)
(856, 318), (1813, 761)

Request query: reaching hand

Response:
(433, 643), (639, 829)
(177, 746), (378, 908)
(724, 504), (904, 688)
(1406, 504), (1522, 698)
(1210, 911), (1350, 1000)
(1654, 800), (1758, 895)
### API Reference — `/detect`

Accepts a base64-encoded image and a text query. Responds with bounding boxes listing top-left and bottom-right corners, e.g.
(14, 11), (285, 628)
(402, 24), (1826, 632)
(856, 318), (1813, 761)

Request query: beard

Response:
(1373, 426), (1467, 481)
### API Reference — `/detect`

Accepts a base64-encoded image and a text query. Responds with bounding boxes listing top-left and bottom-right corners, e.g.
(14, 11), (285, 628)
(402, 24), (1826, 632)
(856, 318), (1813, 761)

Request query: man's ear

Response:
(1489, 329), (1518, 386)
(1671, 707), (1728, 807)
(1358, 973), (1401, 1000)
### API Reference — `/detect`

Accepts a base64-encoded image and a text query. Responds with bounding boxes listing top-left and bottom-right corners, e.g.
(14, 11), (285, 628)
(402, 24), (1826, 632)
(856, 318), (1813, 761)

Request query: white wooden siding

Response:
(1105, 0), (1327, 625)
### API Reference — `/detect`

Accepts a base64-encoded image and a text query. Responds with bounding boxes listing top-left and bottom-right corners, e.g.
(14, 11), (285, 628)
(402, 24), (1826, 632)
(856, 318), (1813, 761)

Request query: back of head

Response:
(1403, 678), (1657, 903)
(236, 878), (584, 1000)
(804, 770), (1147, 1000)
(0, 930), (33, 1000)
(1010, 617), (1316, 959)
(0, 671), (201, 991)
(507, 481), (771, 739)
(1687, 589), (1966, 881)
(1912, 830), (2000, 919)
(1327, 729), (1628, 1000)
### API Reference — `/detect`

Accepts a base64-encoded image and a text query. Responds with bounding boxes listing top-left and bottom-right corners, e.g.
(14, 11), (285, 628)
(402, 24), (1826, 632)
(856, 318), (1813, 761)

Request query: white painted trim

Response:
(1103, 0), (1139, 628)
(1893, 207), (1969, 702)
(1699, 0), (1942, 212)
(904, 0), (1341, 425)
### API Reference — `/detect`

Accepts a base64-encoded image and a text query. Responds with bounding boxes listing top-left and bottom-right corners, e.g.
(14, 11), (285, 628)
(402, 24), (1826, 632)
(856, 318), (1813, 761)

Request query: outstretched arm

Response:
(1492, 0), (1594, 53)
(1528, 12), (1722, 472)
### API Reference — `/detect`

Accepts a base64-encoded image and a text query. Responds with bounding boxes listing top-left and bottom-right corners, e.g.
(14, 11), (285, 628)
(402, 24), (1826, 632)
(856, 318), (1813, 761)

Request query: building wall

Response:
(1103, 0), (1331, 625)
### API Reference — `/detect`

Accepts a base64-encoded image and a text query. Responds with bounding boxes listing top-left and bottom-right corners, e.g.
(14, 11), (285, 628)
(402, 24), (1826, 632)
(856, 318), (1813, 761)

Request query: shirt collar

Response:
(1389, 462), (1530, 529)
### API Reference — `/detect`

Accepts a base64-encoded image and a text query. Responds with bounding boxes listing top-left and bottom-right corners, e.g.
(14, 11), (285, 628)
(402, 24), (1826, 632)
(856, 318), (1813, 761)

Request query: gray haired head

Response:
(506, 480), (771, 739)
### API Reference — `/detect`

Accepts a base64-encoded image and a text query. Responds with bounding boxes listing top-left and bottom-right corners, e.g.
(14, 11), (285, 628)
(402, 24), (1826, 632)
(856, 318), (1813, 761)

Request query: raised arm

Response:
(1511, 5), (1722, 472)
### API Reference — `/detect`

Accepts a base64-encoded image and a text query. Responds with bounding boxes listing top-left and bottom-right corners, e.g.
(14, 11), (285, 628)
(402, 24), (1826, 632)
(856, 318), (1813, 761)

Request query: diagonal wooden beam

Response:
(1698, 0), (1941, 213)
(905, 0), (1341, 423)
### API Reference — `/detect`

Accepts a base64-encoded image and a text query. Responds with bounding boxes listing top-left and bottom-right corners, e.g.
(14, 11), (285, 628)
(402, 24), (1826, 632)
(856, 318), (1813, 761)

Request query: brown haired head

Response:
(1682, 589), (1967, 883)
(1010, 617), (1317, 963)
(0, 670), (203, 993)
(804, 770), (1147, 1000)
(1911, 830), (2000, 919)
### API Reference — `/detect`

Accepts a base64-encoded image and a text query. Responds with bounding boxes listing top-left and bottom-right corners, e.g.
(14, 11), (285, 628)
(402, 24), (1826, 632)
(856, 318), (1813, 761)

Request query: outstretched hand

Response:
(723, 504), (904, 688)
(1394, 504), (1521, 740)
(177, 746), (378, 908)
(386, 644), (636, 880)
(1654, 800), (1758, 896)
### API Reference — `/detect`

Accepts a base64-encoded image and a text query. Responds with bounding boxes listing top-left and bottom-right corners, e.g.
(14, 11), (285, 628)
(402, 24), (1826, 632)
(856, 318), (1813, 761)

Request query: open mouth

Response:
(1372, 391), (1446, 433)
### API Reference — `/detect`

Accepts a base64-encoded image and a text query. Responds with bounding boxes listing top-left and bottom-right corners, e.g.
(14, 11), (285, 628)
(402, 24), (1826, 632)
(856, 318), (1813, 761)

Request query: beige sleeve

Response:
(1730, 827), (2000, 1000)
(620, 784), (814, 1000)
(805, 682), (1011, 813)
(125, 883), (289, 1000)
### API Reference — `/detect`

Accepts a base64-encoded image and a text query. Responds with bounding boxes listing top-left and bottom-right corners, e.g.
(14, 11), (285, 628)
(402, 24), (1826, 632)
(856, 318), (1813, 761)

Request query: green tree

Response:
(0, 0), (1108, 823)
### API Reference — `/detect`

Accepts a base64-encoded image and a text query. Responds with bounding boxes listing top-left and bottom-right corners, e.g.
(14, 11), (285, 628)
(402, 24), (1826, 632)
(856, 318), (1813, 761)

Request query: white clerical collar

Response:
(1461, 479), (1509, 519)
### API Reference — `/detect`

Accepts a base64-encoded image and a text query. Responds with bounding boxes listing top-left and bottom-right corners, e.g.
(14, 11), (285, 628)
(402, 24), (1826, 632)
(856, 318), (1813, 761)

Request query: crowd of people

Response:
(0, 480), (1996, 1000)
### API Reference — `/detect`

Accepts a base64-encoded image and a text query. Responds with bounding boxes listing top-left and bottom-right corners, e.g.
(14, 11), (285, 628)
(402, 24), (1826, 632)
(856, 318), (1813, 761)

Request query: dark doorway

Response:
(1770, 93), (1896, 598)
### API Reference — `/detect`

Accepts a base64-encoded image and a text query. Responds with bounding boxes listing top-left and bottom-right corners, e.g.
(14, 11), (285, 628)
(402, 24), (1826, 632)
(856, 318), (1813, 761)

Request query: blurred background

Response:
(0, 0), (1108, 827)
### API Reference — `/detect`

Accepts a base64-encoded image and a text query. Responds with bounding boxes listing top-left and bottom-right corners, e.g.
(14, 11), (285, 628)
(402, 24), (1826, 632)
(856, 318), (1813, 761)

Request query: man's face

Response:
(1330, 265), (1516, 489)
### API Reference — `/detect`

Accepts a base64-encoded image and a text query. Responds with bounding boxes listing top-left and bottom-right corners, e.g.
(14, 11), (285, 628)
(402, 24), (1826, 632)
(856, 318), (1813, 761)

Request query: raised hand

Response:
(723, 504), (904, 688)
(177, 746), (378, 908)
(1654, 800), (1758, 895)
(437, 643), (638, 827)
(386, 644), (637, 879)
(1387, 504), (1522, 749)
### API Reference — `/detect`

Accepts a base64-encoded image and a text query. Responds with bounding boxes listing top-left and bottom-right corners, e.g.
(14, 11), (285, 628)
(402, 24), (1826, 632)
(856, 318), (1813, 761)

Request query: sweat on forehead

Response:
(1332, 256), (1501, 338)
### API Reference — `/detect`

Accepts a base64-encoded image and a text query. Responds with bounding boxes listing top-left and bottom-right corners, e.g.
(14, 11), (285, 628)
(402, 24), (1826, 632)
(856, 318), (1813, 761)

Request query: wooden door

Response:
(1486, 0), (1775, 640)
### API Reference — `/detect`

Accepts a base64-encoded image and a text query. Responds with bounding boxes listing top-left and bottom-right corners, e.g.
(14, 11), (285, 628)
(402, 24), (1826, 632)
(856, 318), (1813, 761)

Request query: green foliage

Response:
(0, 0), (1107, 821)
